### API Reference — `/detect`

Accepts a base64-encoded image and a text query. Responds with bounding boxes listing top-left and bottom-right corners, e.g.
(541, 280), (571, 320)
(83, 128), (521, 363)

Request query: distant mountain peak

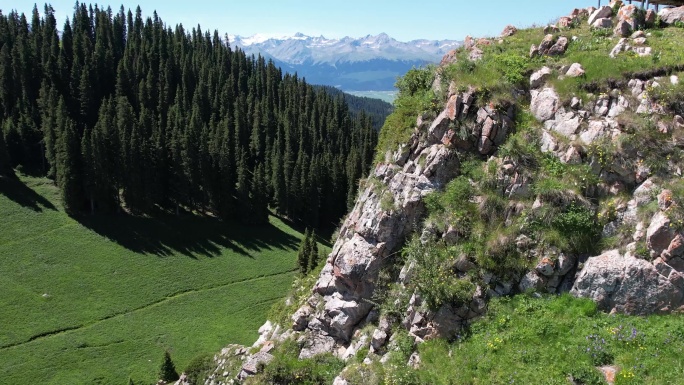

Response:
(228, 32), (461, 65)
(227, 32), (462, 91)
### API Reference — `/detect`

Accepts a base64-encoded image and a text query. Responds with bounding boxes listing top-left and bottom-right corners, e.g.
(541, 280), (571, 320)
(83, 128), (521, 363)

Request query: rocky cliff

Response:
(191, 3), (684, 384)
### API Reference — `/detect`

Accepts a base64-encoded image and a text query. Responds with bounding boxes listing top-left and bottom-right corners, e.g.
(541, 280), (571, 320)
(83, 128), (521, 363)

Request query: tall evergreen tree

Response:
(307, 229), (320, 273)
(56, 117), (82, 214)
(297, 228), (312, 275)
(0, 128), (14, 178)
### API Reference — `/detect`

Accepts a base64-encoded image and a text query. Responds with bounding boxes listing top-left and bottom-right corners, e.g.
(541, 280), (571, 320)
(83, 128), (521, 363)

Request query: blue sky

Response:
(8, 1), (603, 41)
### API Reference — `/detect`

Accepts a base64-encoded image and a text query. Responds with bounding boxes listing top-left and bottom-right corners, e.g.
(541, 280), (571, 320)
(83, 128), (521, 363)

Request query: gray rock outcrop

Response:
(571, 250), (683, 314)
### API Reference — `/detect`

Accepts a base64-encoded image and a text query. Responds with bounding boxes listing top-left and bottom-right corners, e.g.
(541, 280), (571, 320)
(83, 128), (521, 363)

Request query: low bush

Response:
(404, 239), (476, 310)
(183, 353), (214, 384)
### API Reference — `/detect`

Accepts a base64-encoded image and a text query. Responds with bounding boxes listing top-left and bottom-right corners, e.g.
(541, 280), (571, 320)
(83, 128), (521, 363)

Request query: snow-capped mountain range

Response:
(226, 33), (461, 91)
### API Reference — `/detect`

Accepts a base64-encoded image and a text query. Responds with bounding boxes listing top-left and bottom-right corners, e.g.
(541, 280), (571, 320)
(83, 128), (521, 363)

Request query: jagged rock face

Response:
(303, 146), (445, 346)
(295, 80), (515, 355)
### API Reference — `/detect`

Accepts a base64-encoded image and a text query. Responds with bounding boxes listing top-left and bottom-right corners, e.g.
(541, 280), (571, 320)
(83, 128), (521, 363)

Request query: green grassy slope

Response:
(418, 295), (684, 385)
(0, 175), (303, 384)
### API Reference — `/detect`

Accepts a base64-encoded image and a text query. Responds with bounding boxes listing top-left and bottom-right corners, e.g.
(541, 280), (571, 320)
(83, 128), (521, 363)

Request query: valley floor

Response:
(0, 175), (302, 384)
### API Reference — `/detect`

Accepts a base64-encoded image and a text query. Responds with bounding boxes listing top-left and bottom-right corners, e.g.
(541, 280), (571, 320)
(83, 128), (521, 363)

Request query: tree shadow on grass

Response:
(271, 213), (334, 249)
(76, 213), (301, 259)
(0, 176), (57, 212)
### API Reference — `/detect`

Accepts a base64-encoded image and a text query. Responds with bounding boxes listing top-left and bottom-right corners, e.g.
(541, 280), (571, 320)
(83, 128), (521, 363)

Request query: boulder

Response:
(631, 30), (645, 39)
(546, 108), (581, 137)
(647, 211), (677, 257)
(429, 110), (450, 144)
(561, 146), (582, 164)
(558, 16), (574, 28)
(571, 8), (589, 19)
(239, 352), (274, 377)
(610, 38), (629, 58)
(441, 225), (460, 245)
(659, 6), (684, 25)
(531, 88), (559, 122)
(632, 46), (651, 57)
(469, 47), (484, 62)
(592, 18), (613, 29)
(571, 249), (683, 314)
(455, 255), (477, 273)
(519, 271), (546, 292)
(536, 257), (555, 277)
(632, 37), (647, 45)
(540, 130), (558, 153)
(440, 49), (457, 66)
(501, 25), (517, 37)
(547, 36), (569, 56)
(446, 94), (462, 120)
(658, 190), (673, 211)
(292, 305), (312, 331)
(299, 332), (336, 359)
(341, 334), (369, 360)
(645, 9), (657, 27)
(464, 35), (475, 50)
(565, 63), (585, 78)
(538, 34), (556, 55)
(614, 19), (631, 37)
(398, 259), (416, 284)
(530, 66), (552, 89)
(543, 25), (560, 34)
(370, 328), (388, 351)
(588, 6), (613, 26)
(529, 44), (539, 58)
(617, 4), (642, 32)
(666, 234), (684, 260)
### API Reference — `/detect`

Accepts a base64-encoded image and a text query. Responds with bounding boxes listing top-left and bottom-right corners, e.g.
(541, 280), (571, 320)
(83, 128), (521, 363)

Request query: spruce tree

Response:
(297, 229), (312, 275)
(158, 351), (179, 382)
(0, 129), (14, 178)
(307, 229), (320, 273)
(56, 118), (82, 215)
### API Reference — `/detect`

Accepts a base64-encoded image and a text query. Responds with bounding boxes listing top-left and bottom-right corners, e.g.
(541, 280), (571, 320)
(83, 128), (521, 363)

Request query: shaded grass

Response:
(0, 174), (303, 384)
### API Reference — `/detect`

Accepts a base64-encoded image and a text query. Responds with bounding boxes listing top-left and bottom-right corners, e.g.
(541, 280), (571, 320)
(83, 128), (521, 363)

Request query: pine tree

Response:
(297, 229), (312, 275)
(307, 229), (320, 273)
(158, 351), (179, 382)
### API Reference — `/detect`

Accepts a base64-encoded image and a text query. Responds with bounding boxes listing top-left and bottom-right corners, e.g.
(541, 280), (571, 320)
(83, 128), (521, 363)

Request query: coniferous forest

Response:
(0, 4), (378, 228)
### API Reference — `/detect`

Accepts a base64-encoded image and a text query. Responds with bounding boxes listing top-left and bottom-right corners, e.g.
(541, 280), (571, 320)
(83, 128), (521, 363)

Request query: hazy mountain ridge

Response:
(227, 33), (462, 91)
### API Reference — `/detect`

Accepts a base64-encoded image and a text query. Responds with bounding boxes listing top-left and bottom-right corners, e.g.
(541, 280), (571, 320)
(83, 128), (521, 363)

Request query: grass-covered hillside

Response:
(238, 6), (684, 385)
(0, 174), (311, 385)
(377, 13), (684, 161)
